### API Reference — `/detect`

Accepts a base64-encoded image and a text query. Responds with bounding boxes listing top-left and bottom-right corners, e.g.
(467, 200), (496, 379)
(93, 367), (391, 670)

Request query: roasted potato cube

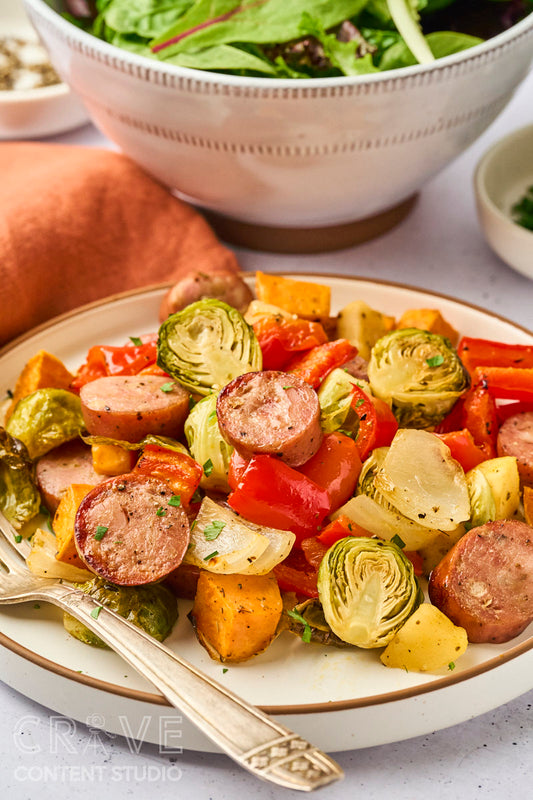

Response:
(380, 604), (468, 672)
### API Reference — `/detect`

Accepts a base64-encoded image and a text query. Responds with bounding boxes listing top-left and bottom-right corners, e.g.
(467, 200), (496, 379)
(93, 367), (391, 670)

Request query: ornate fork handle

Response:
(32, 582), (342, 791)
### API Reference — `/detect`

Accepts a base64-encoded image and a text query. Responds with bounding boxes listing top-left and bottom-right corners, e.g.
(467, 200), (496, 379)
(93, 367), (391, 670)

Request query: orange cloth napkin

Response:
(0, 143), (239, 346)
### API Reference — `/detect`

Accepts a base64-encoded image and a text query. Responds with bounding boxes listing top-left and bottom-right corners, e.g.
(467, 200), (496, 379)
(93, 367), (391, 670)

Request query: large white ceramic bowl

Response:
(23, 1), (533, 231)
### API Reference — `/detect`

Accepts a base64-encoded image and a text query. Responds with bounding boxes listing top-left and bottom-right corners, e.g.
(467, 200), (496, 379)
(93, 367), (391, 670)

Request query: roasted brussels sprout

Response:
(157, 299), (262, 395)
(465, 468), (496, 530)
(63, 577), (178, 648)
(367, 328), (469, 428)
(184, 393), (233, 492)
(317, 367), (367, 435)
(286, 599), (350, 648)
(0, 428), (40, 529)
(6, 388), (84, 459)
(317, 537), (423, 648)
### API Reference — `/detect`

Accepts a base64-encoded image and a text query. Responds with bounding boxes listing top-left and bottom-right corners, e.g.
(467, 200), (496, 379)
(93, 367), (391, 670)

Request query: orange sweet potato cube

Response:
(53, 484), (95, 568)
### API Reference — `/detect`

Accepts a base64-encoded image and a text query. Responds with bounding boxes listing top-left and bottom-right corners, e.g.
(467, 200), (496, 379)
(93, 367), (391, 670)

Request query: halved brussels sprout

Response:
(368, 328), (469, 428)
(318, 537), (423, 648)
(63, 576), (178, 648)
(184, 393), (233, 492)
(286, 598), (350, 648)
(373, 430), (471, 531)
(6, 388), (84, 459)
(465, 468), (496, 530)
(157, 299), (262, 395)
(317, 367), (369, 435)
(0, 428), (41, 530)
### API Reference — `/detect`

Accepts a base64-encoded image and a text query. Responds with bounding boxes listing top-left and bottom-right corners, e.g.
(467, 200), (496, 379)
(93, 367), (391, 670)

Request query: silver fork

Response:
(0, 512), (343, 791)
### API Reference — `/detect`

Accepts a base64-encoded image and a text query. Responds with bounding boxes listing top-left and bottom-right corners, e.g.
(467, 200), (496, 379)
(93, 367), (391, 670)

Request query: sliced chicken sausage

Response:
(428, 519), (533, 643)
(74, 473), (190, 585)
(36, 440), (106, 513)
(80, 375), (189, 442)
(216, 370), (322, 467)
(497, 411), (533, 486)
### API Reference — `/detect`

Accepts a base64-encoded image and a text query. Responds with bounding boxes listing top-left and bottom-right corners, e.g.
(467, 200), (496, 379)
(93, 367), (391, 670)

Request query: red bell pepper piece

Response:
(273, 548), (319, 598)
(473, 366), (533, 402)
(458, 337), (533, 373)
(496, 400), (533, 424)
(133, 444), (203, 506)
(252, 315), (328, 370)
(316, 514), (371, 548)
(227, 454), (331, 543)
(434, 428), (488, 472)
(273, 563), (319, 599)
(72, 335), (159, 390)
(350, 386), (398, 461)
(297, 433), (362, 513)
(461, 384), (498, 458)
(300, 536), (329, 570)
(286, 339), (357, 389)
(404, 551), (424, 576)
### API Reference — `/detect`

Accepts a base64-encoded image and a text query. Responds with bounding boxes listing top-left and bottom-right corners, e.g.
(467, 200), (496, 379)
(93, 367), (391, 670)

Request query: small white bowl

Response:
(0, 0), (88, 139)
(474, 125), (533, 281)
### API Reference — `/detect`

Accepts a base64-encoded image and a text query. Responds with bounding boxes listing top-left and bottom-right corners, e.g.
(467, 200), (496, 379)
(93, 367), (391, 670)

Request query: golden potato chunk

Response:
(380, 604), (468, 672)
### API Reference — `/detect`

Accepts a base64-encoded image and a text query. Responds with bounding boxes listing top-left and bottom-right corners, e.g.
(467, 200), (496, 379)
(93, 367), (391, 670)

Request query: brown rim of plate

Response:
(1, 273), (532, 717)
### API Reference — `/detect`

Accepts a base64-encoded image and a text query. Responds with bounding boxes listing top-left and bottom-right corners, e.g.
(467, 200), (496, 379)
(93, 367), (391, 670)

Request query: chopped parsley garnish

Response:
(448, 661), (456, 671)
(426, 355), (444, 368)
(188, 396), (197, 410)
(90, 606), (102, 619)
(391, 534), (405, 549)
(13, 534), (22, 543)
(203, 458), (214, 477)
(203, 520), (226, 541)
(287, 609), (312, 644)
(33, 604), (40, 609)
(160, 382), (175, 393)
(168, 495), (181, 507)
(203, 550), (219, 561)
(156, 507), (167, 517)
(191, 489), (202, 504)
(511, 185), (533, 231)
(129, 336), (143, 346)
(94, 525), (108, 541)
(354, 397), (365, 408)
(208, 410), (217, 422)
(222, 668), (229, 674)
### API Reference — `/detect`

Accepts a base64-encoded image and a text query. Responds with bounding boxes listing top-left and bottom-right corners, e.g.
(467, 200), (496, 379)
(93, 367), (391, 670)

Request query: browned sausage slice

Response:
(159, 270), (253, 321)
(497, 411), (533, 486)
(216, 370), (322, 467)
(36, 440), (106, 513)
(74, 473), (190, 585)
(80, 375), (189, 442)
(428, 519), (533, 643)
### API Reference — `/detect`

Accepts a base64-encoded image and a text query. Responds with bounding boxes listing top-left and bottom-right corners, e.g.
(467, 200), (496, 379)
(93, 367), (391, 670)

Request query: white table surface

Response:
(1, 65), (533, 800)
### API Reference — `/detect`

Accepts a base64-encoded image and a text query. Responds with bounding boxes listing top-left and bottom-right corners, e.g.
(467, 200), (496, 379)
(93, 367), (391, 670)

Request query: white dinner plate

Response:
(0, 274), (532, 753)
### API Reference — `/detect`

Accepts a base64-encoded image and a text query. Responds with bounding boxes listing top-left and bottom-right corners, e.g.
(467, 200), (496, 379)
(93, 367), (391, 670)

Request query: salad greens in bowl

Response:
(62, 0), (533, 80)
(23, 0), (533, 237)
